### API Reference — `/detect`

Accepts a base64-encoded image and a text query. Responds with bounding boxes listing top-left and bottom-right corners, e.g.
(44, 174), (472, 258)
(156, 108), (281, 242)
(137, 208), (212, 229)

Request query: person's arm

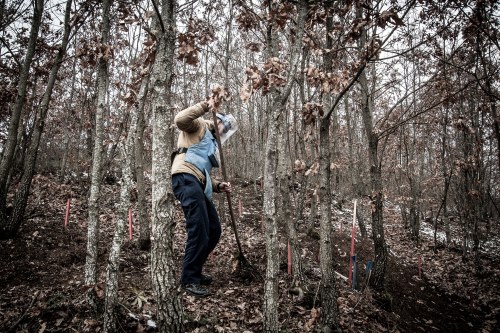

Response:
(174, 102), (210, 133)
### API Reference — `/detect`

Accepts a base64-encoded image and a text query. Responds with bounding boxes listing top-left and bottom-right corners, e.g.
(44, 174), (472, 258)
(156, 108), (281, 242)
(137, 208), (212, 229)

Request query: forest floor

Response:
(0, 174), (499, 333)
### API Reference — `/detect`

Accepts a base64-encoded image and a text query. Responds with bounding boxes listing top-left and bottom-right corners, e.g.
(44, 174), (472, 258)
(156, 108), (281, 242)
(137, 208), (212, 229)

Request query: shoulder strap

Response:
(170, 147), (188, 165)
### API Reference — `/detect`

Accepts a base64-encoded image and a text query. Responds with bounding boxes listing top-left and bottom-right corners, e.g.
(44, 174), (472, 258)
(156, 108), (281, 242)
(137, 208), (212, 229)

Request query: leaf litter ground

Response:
(0, 175), (498, 332)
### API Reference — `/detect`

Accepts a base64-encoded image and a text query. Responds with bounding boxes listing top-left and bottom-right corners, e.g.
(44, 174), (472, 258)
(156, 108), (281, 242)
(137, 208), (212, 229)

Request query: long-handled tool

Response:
(210, 108), (261, 278)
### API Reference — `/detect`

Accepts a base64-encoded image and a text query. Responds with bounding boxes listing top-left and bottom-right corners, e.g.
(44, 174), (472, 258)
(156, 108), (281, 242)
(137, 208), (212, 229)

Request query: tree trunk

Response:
(84, 0), (112, 309)
(262, 2), (307, 331)
(358, 18), (388, 291)
(149, 0), (183, 331)
(136, 75), (151, 251)
(318, 2), (340, 330)
(59, 44), (78, 180)
(263, 99), (281, 333)
(277, 108), (304, 286)
(318, 116), (340, 331)
(103, 135), (135, 332)
(262, 8), (281, 330)
(0, 0), (43, 239)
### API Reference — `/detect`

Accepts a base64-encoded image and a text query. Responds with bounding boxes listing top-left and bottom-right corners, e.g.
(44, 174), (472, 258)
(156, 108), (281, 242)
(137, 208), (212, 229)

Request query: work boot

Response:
(183, 283), (210, 297)
(200, 274), (213, 285)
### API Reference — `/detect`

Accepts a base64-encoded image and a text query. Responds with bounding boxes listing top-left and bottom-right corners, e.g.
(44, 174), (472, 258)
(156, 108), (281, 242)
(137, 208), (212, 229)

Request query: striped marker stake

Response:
(128, 207), (133, 240)
(64, 198), (71, 228)
(348, 200), (357, 285)
(287, 240), (292, 275)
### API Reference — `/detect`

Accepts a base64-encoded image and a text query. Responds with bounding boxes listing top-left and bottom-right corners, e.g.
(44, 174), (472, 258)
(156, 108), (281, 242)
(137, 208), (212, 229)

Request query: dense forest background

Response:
(0, 0), (499, 332)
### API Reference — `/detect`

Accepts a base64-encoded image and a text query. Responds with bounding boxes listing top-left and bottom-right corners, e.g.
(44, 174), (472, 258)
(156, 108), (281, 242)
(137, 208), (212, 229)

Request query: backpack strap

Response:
(170, 147), (188, 165)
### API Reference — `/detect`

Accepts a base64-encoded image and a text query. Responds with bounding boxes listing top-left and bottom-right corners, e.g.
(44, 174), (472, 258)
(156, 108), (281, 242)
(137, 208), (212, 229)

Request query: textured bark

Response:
(262, 2), (307, 331)
(149, 0), (183, 331)
(318, 3), (340, 330)
(103, 142), (133, 332)
(318, 116), (340, 331)
(358, 8), (388, 291)
(103, 48), (141, 330)
(263, 8), (281, 333)
(360, 70), (388, 291)
(263, 100), (281, 333)
(135, 76), (151, 251)
(276, 72), (303, 287)
(0, 0), (43, 239)
(84, 0), (112, 309)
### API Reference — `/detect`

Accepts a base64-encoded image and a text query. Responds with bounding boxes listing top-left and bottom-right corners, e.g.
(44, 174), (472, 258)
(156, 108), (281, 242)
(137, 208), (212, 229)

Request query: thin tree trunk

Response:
(149, 0), (183, 331)
(60, 42), (78, 180)
(0, 0), (43, 239)
(5, 0), (74, 240)
(84, 0), (112, 309)
(318, 115), (341, 330)
(136, 75), (151, 251)
(263, 99), (281, 333)
(318, 2), (340, 330)
(262, 2), (306, 331)
(277, 108), (304, 286)
(103, 125), (135, 332)
(358, 11), (388, 291)
(262, 7), (281, 329)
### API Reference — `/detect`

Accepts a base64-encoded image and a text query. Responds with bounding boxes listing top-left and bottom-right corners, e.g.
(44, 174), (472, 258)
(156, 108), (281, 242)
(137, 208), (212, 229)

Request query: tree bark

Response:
(149, 0), (183, 331)
(136, 75), (151, 251)
(84, 0), (112, 309)
(262, 99), (281, 333)
(262, 1), (307, 331)
(103, 132), (135, 332)
(318, 2), (340, 330)
(358, 9), (388, 291)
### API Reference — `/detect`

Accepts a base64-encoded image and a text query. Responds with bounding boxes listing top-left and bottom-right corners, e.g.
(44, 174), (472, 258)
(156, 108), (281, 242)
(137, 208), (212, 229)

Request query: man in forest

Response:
(171, 101), (237, 297)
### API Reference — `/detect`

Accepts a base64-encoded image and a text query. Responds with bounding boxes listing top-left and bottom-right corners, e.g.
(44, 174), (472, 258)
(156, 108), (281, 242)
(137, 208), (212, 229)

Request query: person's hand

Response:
(218, 182), (231, 193)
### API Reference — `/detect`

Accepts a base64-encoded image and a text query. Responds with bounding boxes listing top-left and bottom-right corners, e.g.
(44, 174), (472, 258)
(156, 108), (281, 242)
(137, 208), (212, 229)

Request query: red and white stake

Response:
(64, 198), (71, 228)
(348, 200), (357, 285)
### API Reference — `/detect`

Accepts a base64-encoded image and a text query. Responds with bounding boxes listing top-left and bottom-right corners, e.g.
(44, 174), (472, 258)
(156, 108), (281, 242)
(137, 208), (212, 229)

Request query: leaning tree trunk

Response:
(2, 0), (73, 239)
(0, 0), (44, 239)
(149, 0), (183, 331)
(84, 0), (112, 310)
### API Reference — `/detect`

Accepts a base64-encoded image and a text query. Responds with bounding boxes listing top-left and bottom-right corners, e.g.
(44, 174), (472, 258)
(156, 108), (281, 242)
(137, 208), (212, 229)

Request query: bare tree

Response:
(149, 0), (183, 331)
(103, 97), (136, 333)
(136, 75), (151, 251)
(84, 0), (112, 309)
(317, 1), (340, 330)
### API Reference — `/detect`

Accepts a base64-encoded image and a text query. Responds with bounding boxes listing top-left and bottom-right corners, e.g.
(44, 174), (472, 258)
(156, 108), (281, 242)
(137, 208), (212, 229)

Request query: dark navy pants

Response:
(172, 173), (222, 285)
